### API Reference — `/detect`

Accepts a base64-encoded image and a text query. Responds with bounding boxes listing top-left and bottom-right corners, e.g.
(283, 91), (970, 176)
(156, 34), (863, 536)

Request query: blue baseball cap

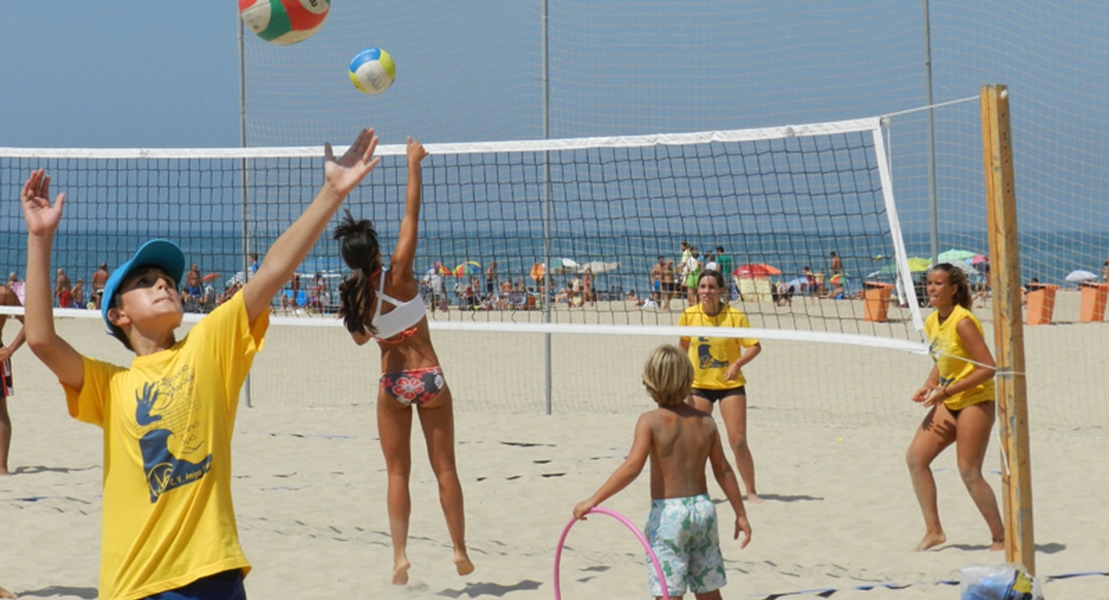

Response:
(101, 239), (186, 343)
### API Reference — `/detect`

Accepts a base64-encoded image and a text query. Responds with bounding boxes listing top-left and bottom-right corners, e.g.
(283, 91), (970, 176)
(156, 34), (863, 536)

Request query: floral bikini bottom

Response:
(379, 365), (446, 406)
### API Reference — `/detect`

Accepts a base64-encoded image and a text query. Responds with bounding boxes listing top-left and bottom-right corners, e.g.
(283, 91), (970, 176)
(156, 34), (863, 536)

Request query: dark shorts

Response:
(146, 569), (245, 600)
(690, 386), (746, 404)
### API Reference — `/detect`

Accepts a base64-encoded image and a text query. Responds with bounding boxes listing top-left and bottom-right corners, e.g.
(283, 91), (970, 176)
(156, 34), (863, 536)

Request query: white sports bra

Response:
(371, 268), (426, 340)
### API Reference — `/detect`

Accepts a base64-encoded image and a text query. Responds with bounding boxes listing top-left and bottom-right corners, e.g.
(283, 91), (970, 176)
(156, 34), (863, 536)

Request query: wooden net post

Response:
(980, 84), (1035, 573)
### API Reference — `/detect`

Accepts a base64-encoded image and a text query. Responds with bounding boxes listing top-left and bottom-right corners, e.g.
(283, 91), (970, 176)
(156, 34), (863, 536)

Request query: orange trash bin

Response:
(1025, 284), (1058, 325)
(1079, 282), (1108, 322)
(863, 282), (894, 322)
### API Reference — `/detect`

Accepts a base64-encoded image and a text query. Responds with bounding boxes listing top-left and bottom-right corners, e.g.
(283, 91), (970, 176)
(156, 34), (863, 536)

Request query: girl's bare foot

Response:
(989, 537), (1005, 551)
(391, 558), (411, 585)
(455, 549), (475, 576)
(0, 584), (16, 599)
(915, 530), (946, 551)
(745, 492), (764, 504)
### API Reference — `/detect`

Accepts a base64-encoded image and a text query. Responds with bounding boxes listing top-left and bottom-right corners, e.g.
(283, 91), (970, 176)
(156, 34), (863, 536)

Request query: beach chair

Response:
(602, 283), (622, 301)
(183, 294), (201, 313)
(283, 290), (309, 307)
(199, 286), (217, 313)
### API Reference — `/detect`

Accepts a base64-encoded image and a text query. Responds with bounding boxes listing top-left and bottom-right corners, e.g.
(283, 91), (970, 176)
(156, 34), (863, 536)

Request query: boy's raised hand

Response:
(323, 128), (381, 198)
(20, 169), (66, 237)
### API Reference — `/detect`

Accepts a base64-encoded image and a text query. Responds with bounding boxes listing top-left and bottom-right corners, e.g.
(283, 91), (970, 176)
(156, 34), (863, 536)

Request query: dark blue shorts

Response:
(146, 569), (245, 600)
(690, 386), (746, 404)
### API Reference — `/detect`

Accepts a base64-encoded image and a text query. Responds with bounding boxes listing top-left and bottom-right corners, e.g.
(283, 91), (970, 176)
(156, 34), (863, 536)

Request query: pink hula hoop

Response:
(553, 507), (670, 600)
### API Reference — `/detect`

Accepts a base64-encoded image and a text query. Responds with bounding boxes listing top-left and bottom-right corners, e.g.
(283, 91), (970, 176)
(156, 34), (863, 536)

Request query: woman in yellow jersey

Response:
(678, 269), (763, 502)
(906, 263), (1004, 551)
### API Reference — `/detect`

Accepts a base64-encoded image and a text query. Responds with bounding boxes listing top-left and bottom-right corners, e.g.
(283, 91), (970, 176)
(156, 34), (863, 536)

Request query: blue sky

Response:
(1, 2), (927, 149)
(2, 2), (1106, 240)
(2, 3), (241, 148)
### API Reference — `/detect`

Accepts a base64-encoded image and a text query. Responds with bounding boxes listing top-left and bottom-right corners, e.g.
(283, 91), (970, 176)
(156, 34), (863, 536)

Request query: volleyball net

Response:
(0, 116), (924, 410)
(1, 108), (1106, 432)
(0, 117), (926, 331)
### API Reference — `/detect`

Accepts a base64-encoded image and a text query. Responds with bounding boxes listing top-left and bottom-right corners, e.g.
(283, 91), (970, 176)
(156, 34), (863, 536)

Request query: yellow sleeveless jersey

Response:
(924, 304), (995, 411)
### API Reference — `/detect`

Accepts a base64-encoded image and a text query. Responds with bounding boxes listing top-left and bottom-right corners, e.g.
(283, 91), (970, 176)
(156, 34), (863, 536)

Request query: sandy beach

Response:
(2, 292), (1107, 599)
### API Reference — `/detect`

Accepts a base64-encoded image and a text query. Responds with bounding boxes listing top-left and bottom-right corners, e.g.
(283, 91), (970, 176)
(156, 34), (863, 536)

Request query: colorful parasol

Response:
(733, 263), (782, 278)
(453, 261), (482, 277)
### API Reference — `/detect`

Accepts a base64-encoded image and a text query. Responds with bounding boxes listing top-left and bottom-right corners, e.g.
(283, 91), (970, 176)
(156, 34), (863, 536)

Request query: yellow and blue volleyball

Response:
(239, 0), (330, 45)
(349, 48), (396, 95)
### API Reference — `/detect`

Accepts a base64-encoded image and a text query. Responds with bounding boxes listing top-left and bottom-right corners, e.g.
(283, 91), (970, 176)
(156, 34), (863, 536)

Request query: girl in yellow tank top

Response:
(679, 269), (763, 503)
(925, 303), (995, 411)
(906, 263), (1005, 552)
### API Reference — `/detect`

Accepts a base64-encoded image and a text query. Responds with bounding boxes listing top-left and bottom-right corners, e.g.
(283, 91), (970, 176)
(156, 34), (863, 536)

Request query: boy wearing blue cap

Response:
(18, 128), (380, 600)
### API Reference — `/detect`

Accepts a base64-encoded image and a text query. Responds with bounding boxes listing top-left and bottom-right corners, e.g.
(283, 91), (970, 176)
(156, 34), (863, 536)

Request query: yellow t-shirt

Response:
(924, 304), (995, 411)
(63, 292), (268, 600)
(678, 304), (759, 389)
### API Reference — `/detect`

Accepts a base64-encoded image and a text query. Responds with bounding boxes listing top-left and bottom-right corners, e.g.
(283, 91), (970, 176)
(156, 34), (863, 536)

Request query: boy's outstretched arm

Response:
(242, 128), (380, 324)
(19, 170), (84, 389)
(707, 427), (751, 547)
(572, 414), (652, 520)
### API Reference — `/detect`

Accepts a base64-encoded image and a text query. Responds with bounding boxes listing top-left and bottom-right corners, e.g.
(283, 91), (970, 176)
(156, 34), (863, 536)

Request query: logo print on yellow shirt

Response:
(135, 373), (213, 502)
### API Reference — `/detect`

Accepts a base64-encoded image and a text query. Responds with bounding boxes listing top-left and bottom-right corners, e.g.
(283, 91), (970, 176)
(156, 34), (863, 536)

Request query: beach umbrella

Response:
(874, 257), (931, 277)
(201, 272), (221, 283)
(550, 257), (579, 274)
(829, 273), (850, 285)
(937, 248), (978, 263)
(1065, 269), (1098, 283)
(785, 277), (809, 291)
(971, 254), (989, 265)
(454, 261), (482, 277)
(579, 260), (619, 274)
(733, 263), (782, 278)
(942, 260), (980, 278)
(906, 257), (932, 272)
(430, 261), (450, 276)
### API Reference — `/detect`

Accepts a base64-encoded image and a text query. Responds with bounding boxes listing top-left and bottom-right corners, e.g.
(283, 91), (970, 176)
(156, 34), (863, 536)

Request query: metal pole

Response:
(237, 9), (253, 408)
(541, 0), (553, 415)
(923, 0), (939, 265)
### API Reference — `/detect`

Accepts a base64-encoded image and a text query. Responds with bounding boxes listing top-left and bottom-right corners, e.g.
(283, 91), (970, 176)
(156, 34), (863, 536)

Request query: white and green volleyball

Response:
(349, 48), (396, 95)
(239, 0), (330, 45)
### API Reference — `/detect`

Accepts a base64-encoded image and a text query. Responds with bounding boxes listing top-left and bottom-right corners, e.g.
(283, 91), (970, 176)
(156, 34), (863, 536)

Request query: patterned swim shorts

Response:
(644, 494), (726, 597)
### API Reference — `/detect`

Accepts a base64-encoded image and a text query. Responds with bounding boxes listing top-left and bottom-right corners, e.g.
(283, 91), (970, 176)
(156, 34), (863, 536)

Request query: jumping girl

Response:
(334, 137), (473, 584)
